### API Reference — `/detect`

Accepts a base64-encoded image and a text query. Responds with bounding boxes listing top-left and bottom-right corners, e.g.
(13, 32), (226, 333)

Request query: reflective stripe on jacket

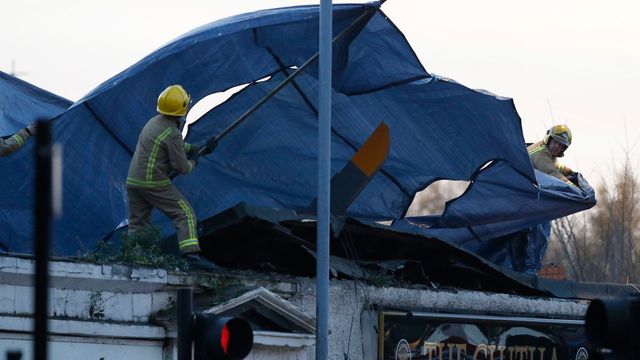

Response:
(127, 114), (195, 188)
(527, 141), (573, 185)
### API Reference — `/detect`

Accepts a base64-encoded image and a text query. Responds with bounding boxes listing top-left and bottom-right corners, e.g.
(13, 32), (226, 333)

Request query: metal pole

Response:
(177, 289), (193, 360)
(317, 1), (332, 359)
(34, 121), (52, 360)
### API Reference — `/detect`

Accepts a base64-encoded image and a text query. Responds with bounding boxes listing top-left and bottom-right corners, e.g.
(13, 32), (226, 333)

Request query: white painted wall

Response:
(0, 256), (589, 360)
(0, 334), (163, 360)
(286, 279), (589, 360)
(246, 345), (312, 360)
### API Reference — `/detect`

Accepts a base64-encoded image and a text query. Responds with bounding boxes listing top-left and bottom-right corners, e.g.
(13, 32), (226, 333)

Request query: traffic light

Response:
(194, 314), (253, 360)
(585, 296), (640, 359)
(177, 289), (254, 360)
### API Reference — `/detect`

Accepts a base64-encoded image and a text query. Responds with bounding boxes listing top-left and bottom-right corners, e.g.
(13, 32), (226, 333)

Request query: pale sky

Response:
(2, 0), (639, 188)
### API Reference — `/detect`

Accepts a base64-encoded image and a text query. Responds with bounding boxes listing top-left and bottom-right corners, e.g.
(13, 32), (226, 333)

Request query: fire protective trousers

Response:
(127, 185), (200, 254)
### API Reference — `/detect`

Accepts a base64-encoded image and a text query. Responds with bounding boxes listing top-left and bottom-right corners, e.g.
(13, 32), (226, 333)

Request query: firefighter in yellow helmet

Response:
(527, 125), (575, 186)
(523, 124), (577, 275)
(0, 123), (36, 156)
(126, 85), (218, 271)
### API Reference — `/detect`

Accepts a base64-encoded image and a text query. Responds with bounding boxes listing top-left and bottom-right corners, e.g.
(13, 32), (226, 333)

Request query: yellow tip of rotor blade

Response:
(351, 122), (390, 177)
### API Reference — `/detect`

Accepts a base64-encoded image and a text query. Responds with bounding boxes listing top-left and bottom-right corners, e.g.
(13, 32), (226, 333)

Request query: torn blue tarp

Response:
(1, 2), (566, 257)
(180, 72), (532, 222)
(0, 72), (72, 254)
(0, 71), (72, 136)
(393, 161), (596, 270)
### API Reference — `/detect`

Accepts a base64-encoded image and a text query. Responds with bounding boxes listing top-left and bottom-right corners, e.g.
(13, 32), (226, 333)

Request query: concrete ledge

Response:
(0, 256), (169, 293)
(254, 331), (315, 348)
(0, 255), (302, 297)
(0, 315), (166, 340)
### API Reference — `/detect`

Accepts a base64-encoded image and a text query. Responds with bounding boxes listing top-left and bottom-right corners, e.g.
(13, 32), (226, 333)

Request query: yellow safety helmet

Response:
(157, 85), (190, 116)
(543, 124), (572, 147)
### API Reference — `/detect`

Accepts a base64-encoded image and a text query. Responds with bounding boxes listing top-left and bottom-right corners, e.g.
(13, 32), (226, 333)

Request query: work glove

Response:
(190, 152), (201, 167)
(200, 138), (217, 155)
(26, 123), (37, 136)
(188, 144), (201, 157)
(566, 171), (581, 188)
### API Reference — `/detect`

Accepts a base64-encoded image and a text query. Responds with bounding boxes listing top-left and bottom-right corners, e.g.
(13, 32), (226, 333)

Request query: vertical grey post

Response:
(317, 1), (332, 359)
(34, 120), (52, 360)
(177, 289), (193, 360)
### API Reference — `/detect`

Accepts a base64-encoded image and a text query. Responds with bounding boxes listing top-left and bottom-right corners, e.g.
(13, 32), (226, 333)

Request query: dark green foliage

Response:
(88, 291), (105, 319)
(367, 270), (397, 287)
(84, 225), (186, 270)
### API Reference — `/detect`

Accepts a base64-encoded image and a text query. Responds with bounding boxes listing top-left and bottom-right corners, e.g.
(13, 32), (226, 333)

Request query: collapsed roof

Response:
(162, 203), (626, 300)
(0, 2), (594, 276)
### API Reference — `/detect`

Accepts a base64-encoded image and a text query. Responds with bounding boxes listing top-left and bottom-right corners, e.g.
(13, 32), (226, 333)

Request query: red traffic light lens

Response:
(195, 315), (253, 359)
(221, 324), (230, 354)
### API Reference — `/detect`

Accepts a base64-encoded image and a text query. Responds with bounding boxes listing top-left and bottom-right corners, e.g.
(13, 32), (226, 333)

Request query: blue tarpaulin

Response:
(0, 71), (71, 136)
(0, 2), (593, 259)
(393, 161), (596, 270)
(0, 72), (71, 254)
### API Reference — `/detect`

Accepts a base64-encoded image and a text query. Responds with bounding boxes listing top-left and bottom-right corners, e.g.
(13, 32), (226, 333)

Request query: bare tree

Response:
(406, 180), (469, 216)
(588, 153), (640, 283)
(550, 213), (589, 281)
(547, 149), (640, 283)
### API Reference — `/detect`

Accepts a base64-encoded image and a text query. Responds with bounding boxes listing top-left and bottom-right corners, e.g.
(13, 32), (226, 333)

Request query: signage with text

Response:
(378, 311), (590, 360)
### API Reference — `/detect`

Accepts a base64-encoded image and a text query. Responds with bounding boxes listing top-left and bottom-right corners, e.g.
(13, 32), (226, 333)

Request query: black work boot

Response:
(183, 253), (222, 271)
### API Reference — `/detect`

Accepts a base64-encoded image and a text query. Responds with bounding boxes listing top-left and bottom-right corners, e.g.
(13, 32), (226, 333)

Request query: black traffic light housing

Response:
(178, 289), (254, 360)
(194, 314), (253, 360)
(585, 295), (640, 359)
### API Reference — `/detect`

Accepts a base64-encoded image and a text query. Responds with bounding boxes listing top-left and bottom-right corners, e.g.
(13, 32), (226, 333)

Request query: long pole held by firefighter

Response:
(189, 4), (378, 161)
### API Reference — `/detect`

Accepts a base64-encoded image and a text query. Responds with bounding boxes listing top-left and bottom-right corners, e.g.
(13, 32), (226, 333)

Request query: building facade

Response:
(0, 255), (589, 359)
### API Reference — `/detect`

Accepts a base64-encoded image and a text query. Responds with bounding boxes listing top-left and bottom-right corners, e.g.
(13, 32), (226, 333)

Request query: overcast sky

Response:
(2, 0), (639, 187)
